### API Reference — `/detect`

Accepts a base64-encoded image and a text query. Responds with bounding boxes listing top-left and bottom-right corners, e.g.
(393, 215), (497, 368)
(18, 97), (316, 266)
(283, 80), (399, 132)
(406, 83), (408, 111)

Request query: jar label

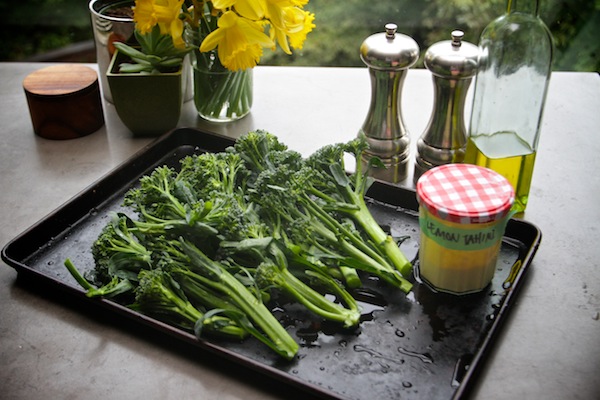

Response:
(419, 215), (509, 251)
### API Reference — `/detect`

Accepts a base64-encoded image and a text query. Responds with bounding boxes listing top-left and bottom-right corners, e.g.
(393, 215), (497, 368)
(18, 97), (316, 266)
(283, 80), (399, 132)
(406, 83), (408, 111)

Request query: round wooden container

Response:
(23, 64), (105, 140)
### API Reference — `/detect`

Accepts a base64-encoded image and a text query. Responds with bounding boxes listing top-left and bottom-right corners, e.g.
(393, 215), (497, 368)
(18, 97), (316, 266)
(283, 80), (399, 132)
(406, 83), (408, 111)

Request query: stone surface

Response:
(1, 63), (599, 400)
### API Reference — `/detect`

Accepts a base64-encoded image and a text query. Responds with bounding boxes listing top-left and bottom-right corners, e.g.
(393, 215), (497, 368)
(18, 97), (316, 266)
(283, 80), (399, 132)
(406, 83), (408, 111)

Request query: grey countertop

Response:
(1, 63), (599, 400)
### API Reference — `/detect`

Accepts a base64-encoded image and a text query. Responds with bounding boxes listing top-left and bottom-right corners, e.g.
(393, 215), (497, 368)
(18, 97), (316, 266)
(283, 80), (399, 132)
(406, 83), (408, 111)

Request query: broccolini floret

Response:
(64, 213), (149, 299)
(91, 213), (152, 283)
(124, 163), (244, 247)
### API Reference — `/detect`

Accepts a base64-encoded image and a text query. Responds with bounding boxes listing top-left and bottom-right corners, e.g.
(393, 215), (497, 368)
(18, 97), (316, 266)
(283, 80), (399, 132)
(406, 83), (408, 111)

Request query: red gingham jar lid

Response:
(416, 164), (515, 224)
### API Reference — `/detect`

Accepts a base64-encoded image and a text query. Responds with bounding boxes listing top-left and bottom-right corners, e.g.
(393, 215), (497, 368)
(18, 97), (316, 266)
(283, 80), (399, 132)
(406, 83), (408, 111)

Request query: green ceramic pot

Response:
(107, 50), (183, 136)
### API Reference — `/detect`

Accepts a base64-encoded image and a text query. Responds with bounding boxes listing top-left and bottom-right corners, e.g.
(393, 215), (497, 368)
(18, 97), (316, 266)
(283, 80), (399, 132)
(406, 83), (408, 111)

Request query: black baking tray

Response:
(2, 128), (541, 400)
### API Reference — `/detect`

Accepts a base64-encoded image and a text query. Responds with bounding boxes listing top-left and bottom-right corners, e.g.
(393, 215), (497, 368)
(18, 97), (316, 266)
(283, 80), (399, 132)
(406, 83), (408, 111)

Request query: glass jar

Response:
(416, 164), (514, 295)
(464, 0), (553, 213)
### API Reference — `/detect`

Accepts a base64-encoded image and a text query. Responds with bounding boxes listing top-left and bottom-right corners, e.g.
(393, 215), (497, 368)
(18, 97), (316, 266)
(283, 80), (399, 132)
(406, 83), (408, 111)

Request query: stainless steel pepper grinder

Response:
(414, 30), (479, 182)
(358, 23), (419, 183)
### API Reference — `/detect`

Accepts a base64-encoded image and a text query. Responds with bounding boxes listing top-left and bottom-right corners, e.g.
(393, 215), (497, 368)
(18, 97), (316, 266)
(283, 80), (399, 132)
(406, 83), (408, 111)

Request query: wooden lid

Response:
(23, 64), (105, 139)
(23, 64), (99, 97)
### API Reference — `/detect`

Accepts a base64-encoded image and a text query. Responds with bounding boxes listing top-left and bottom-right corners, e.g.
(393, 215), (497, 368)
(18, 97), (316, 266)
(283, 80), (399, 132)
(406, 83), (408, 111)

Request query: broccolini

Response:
(64, 129), (415, 360)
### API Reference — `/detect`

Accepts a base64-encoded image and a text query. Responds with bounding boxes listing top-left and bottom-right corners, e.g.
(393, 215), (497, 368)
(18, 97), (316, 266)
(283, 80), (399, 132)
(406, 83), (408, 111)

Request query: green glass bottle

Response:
(464, 0), (553, 213)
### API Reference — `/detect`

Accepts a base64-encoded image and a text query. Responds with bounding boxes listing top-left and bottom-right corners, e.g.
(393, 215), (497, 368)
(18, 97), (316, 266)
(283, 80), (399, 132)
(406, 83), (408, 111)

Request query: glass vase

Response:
(192, 53), (253, 122)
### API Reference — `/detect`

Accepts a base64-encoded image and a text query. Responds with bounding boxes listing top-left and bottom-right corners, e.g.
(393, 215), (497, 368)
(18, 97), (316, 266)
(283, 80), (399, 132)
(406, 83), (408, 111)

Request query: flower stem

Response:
(192, 63), (252, 121)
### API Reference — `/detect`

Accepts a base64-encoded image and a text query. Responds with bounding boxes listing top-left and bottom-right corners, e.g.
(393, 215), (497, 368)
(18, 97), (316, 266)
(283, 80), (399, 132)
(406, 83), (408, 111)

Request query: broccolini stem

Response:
(278, 267), (360, 328)
(302, 197), (392, 268)
(381, 236), (413, 278)
(341, 186), (413, 278)
(199, 315), (249, 340)
(181, 240), (299, 360)
(64, 258), (95, 291)
(339, 266), (362, 289)
(337, 237), (413, 293)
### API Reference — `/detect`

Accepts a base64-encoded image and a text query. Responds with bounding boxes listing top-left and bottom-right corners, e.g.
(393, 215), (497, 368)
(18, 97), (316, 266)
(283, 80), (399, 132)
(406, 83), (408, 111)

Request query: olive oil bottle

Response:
(465, 0), (553, 212)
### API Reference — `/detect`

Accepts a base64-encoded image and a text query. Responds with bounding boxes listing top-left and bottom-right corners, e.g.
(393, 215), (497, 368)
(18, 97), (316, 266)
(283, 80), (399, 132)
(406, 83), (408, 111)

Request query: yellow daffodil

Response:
(210, 0), (267, 20)
(134, 0), (186, 48)
(269, 6), (315, 54)
(200, 11), (274, 71)
(234, 0), (268, 20)
(264, 0), (288, 30)
(157, 0), (186, 48)
(133, 0), (158, 34)
(283, 7), (315, 50)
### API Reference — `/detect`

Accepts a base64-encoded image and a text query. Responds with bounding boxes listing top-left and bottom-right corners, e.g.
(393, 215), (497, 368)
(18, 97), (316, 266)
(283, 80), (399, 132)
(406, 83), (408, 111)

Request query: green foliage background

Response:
(0, 0), (93, 62)
(0, 0), (598, 71)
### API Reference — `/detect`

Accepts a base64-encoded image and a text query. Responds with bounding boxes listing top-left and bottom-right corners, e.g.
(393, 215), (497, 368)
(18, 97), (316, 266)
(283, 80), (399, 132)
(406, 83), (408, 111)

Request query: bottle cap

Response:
(424, 30), (479, 79)
(360, 23), (419, 71)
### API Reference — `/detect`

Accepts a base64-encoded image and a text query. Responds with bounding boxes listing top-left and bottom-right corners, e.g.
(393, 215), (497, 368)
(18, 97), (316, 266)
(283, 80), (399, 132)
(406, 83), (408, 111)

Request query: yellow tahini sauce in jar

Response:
(416, 164), (514, 294)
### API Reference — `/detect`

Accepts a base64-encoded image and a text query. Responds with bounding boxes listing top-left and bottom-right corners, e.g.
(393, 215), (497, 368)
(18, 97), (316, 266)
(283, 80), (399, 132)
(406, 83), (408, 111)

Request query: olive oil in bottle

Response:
(466, 0), (553, 212)
(464, 131), (536, 213)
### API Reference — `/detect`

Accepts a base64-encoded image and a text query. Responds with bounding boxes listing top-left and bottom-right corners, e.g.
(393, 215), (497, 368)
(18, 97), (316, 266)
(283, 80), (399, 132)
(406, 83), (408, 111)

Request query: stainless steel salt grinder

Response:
(359, 23), (419, 183)
(414, 30), (479, 182)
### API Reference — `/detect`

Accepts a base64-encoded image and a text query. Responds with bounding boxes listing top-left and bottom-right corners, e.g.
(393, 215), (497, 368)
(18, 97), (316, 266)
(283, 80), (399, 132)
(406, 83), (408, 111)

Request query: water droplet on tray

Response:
(353, 345), (404, 366)
(397, 347), (433, 364)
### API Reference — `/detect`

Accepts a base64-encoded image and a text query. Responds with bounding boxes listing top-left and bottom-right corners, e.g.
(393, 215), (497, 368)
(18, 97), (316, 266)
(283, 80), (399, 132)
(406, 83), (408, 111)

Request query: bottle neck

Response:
(507, 0), (540, 16)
